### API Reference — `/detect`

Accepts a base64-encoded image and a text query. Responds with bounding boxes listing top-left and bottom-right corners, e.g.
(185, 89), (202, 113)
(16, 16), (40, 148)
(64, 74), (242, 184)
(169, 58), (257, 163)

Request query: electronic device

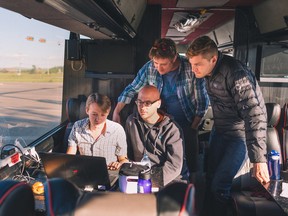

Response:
(38, 152), (118, 191)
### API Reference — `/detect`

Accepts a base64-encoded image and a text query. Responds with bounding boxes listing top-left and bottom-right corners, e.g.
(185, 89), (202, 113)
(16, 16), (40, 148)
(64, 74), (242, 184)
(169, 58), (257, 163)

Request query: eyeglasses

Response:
(135, 99), (159, 107)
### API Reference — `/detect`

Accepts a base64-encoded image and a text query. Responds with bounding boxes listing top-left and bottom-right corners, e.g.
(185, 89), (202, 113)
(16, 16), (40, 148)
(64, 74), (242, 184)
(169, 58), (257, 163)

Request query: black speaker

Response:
(65, 39), (82, 61)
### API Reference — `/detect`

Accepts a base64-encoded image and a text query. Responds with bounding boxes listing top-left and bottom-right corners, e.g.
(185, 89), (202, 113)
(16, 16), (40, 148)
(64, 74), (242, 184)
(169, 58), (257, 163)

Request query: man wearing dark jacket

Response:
(186, 36), (269, 216)
(125, 85), (189, 186)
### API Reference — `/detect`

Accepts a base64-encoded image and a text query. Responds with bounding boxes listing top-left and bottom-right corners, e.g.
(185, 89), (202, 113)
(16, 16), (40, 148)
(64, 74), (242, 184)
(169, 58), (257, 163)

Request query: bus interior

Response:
(0, 0), (288, 215)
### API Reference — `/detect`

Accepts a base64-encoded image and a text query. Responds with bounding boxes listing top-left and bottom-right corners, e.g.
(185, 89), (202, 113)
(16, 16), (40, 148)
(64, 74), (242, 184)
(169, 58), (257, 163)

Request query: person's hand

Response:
(252, 162), (270, 184)
(107, 161), (122, 170)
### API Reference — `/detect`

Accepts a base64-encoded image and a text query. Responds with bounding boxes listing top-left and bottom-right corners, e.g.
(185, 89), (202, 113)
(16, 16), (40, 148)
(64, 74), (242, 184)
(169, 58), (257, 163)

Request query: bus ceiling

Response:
(0, 0), (287, 45)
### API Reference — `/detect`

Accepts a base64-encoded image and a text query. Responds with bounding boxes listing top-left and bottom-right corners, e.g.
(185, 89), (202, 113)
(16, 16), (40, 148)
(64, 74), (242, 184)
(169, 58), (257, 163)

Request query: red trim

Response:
(284, 103), (287, 127)
(0, 182), (27, 205)
(66, 98), (70, 121)
(47, 180), (55, 216)
(179, 183), (193, 216)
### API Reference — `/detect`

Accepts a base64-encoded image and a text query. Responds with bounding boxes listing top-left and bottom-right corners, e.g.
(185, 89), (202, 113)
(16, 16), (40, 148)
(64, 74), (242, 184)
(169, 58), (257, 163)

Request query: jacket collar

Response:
(210, 51), (223, 77)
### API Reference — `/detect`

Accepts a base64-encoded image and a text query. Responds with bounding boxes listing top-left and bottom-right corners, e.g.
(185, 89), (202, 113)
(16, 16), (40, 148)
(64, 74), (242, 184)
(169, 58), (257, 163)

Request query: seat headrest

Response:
(266, 103), (281, 127)
(44, 178), (196, 216)
(44, 178), (82, 216)
(157, 182), (196, 216)
(0, 180), (35, 216)
(66, 95), (88, 122)
(66, 98), (80, 122)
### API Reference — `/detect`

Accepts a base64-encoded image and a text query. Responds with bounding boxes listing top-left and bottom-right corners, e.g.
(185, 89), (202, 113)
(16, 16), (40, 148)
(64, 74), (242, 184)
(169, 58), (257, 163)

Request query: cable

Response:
(0, 142), (42, 183)
(0, 143), (25, 176)
(12, 170), (35, 183)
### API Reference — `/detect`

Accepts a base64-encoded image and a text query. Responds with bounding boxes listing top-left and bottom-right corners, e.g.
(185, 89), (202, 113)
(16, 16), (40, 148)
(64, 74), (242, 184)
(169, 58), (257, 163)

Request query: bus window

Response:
(0, 8), (69, 147)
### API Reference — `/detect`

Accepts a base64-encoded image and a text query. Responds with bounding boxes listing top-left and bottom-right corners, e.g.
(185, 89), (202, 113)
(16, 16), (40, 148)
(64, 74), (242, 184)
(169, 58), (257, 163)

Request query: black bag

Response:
(119, 163), (149, 176)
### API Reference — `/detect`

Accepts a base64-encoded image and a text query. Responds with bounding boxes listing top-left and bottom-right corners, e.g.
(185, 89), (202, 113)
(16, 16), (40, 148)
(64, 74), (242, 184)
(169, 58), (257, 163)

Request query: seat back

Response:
(276, 102), (288, 171)
(44, 178), (196, 216)
(233, 102), (283, 188)
(231, 102), (285, 216)
(62, 95), (87, 153)
(266, 103), (282, 165)
(44, 178), (81, 216)
(0, 180), (35, 216)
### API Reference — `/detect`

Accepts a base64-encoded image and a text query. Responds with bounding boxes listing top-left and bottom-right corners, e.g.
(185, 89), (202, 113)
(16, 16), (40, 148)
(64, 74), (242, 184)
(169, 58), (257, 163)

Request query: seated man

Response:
(66, 93), (128, 170)
(125, 85), (189, 186)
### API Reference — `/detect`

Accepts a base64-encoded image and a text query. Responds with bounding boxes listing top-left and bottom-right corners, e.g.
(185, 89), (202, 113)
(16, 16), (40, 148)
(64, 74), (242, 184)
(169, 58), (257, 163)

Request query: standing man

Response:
(186, 36), (269, 215)
(125, 85), (189, 186)
(113, 38), (209, 179)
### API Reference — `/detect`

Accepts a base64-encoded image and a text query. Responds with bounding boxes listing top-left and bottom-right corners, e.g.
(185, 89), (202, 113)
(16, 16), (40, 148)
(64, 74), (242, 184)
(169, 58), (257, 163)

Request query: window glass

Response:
(0, 8), (69, 147)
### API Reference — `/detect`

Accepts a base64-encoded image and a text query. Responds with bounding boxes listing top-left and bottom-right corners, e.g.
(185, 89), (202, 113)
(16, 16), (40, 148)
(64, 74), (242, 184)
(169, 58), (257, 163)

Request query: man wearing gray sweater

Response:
(125, 85), (189, 186)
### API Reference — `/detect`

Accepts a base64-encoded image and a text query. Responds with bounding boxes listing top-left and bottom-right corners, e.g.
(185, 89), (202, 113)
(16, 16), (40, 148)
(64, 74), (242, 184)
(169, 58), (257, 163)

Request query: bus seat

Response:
(62, 95), (87, 153)
(276, 103), (288, 172)
(230, 189), (286, 216)
(266, 103), (282, 165)
(0, 180), (35, 216)
(230, 102), (285, 216)
(44, 178), (196, 216)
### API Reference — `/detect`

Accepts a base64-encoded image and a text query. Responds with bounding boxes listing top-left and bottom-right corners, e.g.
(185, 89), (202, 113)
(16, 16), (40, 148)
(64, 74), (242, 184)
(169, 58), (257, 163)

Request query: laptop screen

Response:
(38, 152), (117, 191)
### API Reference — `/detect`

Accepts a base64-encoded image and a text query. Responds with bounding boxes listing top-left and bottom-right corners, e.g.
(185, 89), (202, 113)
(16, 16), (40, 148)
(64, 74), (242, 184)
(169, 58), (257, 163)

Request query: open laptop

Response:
(38, 152), (118, 191)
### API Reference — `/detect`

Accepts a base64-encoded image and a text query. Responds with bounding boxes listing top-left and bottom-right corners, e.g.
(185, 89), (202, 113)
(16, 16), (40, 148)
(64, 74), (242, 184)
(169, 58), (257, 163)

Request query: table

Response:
(263, 179), (288, 215)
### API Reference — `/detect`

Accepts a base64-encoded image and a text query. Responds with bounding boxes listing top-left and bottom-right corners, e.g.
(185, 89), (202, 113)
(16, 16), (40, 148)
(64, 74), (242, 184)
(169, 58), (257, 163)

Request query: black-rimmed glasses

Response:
(135, 99), (160, 107)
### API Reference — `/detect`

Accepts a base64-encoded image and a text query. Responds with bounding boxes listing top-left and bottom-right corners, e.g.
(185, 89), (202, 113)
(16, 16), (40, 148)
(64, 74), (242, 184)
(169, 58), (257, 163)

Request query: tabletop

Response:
(263, 179), (288, 215)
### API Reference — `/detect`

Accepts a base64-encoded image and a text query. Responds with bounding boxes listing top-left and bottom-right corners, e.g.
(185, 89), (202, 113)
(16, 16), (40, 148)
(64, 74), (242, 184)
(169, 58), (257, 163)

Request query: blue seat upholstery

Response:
(44, 178), (196, 216)
(0, 180), (35, 216)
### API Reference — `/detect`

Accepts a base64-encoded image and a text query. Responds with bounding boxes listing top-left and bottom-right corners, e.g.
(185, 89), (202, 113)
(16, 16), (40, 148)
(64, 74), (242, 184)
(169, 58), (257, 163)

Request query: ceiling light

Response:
(174, 14), (200, 33)
(173, 10), (209, 33)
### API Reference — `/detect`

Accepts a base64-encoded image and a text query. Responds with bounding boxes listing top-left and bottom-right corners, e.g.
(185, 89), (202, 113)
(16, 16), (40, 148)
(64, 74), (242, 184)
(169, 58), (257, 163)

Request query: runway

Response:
(0, 82), (63, 146)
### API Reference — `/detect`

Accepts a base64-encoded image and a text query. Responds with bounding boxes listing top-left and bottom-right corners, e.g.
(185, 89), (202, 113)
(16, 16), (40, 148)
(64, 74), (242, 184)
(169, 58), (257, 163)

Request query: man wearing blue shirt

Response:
(113, 38), (209, 180)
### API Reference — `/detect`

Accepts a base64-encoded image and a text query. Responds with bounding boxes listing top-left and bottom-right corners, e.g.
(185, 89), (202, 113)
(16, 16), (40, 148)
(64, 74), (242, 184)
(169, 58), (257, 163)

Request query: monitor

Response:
(253, 0), (288, 34)
(85, 40), (136, 77)
(257, 42), (288, 83)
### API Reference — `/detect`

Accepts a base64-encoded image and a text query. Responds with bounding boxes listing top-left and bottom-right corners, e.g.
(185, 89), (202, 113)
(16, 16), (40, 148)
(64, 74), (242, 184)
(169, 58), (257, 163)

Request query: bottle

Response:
(268, 150), (281, 180)
(137, 169), (152, 194)
(141, 152), (151, 168)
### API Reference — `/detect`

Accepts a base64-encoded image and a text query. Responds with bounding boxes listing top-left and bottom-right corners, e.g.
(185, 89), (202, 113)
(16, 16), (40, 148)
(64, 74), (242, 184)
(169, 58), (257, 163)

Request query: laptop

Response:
(38, 152), (118, 191)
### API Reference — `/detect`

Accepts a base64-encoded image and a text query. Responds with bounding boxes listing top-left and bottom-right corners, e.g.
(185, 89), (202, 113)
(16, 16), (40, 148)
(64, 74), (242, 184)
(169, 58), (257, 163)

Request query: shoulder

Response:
(179, 55), (191, 68)
(220, 55), (245, 72)
(161, 115), (182, 132)
(106, 119), (125, 132)
(126, 113), (135, 122)
(74, 118), (89, 127)
(140, 60), (155, 72)
(106, 119), (123, 127)
(125, 113), (138, 129)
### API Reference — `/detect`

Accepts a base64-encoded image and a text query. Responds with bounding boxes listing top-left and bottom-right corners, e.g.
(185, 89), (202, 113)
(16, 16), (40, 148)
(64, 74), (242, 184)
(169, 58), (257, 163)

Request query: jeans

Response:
(202, 128), (247, 216)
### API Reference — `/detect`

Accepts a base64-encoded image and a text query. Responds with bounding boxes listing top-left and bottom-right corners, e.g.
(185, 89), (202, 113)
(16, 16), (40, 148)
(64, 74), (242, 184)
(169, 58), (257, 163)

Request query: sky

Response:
(0, 7), (70, 68)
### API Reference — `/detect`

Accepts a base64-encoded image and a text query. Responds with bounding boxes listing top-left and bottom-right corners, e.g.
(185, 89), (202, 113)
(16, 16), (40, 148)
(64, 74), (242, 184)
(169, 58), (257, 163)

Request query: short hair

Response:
(186, 36), (218, 60)
(86, 93), (111, 113)
(148, 38), (177, 60)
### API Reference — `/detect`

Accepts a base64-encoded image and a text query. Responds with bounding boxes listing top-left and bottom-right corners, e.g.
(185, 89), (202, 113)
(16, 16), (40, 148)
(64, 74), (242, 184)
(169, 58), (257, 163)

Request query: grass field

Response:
(0, 72), (63, 82)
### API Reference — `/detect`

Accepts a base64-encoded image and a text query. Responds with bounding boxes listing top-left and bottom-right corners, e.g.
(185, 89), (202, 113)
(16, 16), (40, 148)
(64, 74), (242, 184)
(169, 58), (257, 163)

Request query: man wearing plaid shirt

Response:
(113, 38), (209, 181)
